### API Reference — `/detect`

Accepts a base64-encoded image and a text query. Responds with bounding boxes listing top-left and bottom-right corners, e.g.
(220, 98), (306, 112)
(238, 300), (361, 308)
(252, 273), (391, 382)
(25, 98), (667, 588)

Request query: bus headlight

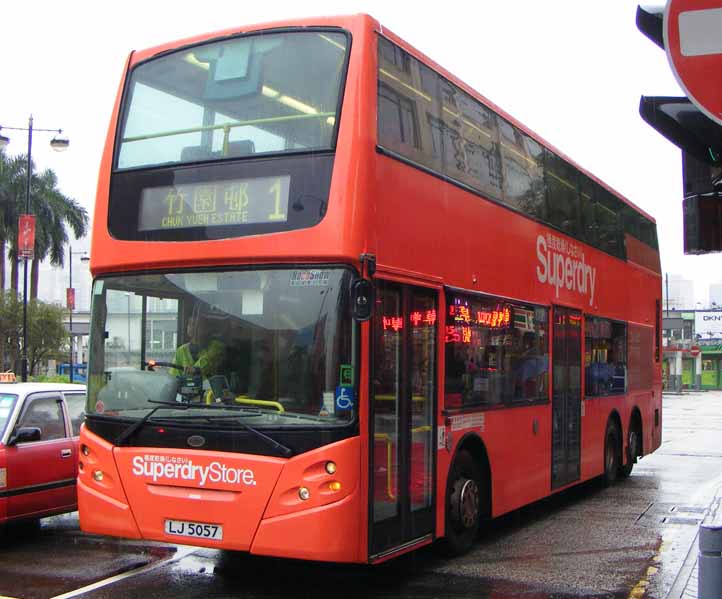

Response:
(325, 461), (337, 475)
(298, 487), (310, 501)
(92, 470), (104, 482)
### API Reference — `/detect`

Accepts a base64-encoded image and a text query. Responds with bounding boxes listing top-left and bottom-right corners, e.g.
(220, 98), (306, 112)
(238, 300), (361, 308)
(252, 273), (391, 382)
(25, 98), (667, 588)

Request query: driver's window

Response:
(17, 397), (66, 442)
(104, 290), (143, 369)
(103, 290), (179, 369)
(144, 296), (180, 365)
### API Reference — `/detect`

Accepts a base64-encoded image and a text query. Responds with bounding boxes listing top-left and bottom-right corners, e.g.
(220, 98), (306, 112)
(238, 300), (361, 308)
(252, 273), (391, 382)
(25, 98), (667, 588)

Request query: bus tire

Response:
(438, 449), (482, 557)
(620, 421), (641, 478)
(603, 421), (621, 487)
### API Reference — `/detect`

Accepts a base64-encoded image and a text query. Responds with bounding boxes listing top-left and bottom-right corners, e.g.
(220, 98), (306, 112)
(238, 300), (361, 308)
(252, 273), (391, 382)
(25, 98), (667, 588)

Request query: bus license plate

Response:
(164, 519), (223, 540)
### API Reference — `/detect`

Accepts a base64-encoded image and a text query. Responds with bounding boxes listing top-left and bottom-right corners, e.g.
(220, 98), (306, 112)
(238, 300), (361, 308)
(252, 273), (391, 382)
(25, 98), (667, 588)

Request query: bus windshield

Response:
(86, 268), (357, 428)
(117, 30), (349, 170)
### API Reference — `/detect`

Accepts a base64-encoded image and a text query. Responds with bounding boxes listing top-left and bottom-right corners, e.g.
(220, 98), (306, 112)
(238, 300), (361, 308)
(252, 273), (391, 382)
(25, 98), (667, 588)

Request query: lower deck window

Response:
(585, 317), (627, 396)
(444, 292), (549, 408)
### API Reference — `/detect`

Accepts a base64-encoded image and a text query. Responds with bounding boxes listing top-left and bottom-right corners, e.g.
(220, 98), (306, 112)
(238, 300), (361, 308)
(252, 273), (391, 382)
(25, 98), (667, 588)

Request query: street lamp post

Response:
(0, 116), (69, 381)
(68, 246), (89, 383)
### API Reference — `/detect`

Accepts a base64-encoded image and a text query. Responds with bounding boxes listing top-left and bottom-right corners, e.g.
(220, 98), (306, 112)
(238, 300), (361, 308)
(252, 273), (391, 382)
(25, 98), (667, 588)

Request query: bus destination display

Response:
(138, 175), (291, 231)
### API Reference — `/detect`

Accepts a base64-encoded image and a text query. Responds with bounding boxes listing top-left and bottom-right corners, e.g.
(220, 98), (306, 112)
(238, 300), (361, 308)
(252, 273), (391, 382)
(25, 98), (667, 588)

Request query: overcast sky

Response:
(2, 0), (719, 304)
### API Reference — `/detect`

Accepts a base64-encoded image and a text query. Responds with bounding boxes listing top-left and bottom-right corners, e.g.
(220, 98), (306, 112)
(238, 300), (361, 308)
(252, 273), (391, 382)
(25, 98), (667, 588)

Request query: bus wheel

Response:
(603, 421), (621, 486)
(439, 450), (481, 556)
(620, 424), (640, 478)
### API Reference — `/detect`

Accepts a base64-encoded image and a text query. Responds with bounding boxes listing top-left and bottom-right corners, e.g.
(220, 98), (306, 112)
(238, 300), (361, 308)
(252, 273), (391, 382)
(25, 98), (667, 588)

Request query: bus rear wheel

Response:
(620, 424), (641, 478)
(439, 449), (481, 556)
(603, 421), (621, 486)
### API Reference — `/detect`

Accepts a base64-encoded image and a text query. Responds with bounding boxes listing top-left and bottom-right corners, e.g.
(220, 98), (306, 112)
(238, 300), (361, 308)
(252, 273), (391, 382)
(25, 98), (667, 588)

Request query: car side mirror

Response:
(7, 426), (42, 446)
(351, 279), (374, 322)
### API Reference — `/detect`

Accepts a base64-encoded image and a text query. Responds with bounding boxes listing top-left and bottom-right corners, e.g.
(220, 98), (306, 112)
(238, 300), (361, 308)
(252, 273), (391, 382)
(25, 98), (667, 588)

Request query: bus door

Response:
(369, 281), (436, 558)
(551, 307), (582, 489)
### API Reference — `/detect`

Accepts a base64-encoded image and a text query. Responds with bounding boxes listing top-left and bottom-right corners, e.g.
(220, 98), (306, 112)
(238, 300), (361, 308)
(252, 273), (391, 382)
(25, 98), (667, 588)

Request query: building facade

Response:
(663, 308), (722, 391)
(663, 274), (694, 311)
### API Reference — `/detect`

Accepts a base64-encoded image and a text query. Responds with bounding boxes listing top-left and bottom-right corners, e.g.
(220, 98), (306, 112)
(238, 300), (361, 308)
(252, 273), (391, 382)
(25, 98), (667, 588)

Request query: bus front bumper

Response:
(78, 428), (362, 562)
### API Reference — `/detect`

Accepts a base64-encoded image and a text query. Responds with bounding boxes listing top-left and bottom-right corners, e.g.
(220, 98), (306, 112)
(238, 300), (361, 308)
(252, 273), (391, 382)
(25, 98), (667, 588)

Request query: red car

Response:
(0, 382), (86, 525)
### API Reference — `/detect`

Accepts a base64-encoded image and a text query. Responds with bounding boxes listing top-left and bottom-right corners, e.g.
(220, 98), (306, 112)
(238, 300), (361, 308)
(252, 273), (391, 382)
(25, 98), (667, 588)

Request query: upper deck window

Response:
(117, 31), (349, 170)
(376, 35), (659, 262)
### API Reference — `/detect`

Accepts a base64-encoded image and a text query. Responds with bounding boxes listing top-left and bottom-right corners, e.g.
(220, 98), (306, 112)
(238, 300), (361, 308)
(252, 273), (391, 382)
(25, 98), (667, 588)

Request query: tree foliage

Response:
(0, 291), (22, 372)
(27, 299), (68, 375)
(0, 291), (68, 375)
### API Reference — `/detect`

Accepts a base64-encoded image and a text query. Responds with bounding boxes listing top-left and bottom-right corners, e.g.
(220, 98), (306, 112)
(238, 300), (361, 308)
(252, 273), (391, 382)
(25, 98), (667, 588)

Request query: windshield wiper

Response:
(191, 414), (294, 458)
(155, 411), (263, 420)
(118, 404), (294, 458)
(113, 400), (294, 457)
(271, 410), (328, 422)
(115, 400), (189, 446)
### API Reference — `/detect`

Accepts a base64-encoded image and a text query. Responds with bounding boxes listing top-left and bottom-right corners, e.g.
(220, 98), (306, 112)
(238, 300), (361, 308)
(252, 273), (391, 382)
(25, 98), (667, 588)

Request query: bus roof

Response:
(128, 14), (375, 66)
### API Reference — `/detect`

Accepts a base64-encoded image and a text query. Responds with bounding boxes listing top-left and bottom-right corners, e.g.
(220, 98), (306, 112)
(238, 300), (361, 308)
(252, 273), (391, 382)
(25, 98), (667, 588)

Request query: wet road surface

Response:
(1, 391), (721, 599)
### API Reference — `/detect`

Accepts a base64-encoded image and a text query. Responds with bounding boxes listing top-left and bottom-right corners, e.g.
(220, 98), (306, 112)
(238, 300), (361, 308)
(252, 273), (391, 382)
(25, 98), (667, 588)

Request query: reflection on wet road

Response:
(0, 517), (174, 599)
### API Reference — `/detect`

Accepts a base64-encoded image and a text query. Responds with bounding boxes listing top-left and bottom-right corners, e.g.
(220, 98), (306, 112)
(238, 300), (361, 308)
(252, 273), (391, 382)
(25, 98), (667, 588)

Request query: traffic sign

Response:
(664, 0), (722, 126)
(690, 345), (701, 357)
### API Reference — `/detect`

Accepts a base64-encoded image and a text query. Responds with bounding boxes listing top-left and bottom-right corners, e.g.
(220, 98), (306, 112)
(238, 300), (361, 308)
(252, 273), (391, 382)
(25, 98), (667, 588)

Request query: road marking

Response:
(0, 595), (22, 599)
(653, 540), (669, 562)
(627, 566), (658, 599)
(48, 546), (195, 599)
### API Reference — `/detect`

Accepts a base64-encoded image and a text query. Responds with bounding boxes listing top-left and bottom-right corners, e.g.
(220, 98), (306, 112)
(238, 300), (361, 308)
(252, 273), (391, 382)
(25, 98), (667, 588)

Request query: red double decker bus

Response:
(79, 14), (662, 563)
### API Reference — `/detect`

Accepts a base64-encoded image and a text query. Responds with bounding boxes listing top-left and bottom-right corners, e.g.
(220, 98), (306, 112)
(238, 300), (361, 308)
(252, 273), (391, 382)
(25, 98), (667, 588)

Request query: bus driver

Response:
(171, 311), (226, 383)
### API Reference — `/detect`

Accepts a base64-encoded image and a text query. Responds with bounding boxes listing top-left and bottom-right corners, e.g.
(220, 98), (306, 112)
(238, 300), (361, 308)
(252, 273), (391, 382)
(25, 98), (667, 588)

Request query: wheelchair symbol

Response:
(335, 387), (354, 410)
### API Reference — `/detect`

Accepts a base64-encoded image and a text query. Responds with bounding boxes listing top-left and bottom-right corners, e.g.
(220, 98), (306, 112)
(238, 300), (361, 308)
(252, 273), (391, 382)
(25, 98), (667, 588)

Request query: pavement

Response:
(662, 390), (722, 599)
(667, 490), (721, 599)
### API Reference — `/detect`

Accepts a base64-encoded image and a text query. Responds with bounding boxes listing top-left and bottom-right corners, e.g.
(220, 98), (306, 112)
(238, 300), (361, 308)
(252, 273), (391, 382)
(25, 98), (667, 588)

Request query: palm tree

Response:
(0, 151), (26, 370)
(0, 151), (8, 291)
(0, 152), (88, 373)
(0, 151), (25, 291)
(0, 153), (88, 299)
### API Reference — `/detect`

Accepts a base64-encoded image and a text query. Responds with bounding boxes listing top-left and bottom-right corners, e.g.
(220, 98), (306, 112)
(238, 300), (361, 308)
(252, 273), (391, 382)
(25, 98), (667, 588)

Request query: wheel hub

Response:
(451, 478), (480, 530)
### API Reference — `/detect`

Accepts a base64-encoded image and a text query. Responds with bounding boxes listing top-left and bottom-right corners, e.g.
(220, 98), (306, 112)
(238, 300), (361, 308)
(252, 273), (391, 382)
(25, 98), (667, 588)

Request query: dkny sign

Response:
(694, 311), (722, 338)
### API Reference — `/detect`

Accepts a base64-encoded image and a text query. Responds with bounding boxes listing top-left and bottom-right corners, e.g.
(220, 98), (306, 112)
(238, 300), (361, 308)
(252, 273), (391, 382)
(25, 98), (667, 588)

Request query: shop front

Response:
(701, 345), (722, 389)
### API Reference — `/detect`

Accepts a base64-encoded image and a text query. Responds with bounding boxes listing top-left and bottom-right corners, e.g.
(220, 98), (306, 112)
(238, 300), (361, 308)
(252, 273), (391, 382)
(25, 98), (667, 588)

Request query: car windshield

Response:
(117, 30), (349, 169)
(87, 268), (357, 428)
(0, 393), (18, 440)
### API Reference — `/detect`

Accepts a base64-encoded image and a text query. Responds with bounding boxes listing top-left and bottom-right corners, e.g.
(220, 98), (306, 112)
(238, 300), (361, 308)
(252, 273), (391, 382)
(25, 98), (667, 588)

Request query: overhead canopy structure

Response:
(639, 96), (722, 167)
(636, 4), (722, 254)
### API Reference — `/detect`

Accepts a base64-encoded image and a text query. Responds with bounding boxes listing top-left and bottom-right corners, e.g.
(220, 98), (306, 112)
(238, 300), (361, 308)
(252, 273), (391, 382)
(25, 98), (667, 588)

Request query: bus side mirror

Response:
(351, 279), (374, 322)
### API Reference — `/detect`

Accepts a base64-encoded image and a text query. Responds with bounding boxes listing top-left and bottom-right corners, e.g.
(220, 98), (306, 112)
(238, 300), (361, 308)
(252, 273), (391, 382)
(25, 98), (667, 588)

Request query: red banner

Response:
(66, 287), (75, 311)
(18, 215), (36, 259)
